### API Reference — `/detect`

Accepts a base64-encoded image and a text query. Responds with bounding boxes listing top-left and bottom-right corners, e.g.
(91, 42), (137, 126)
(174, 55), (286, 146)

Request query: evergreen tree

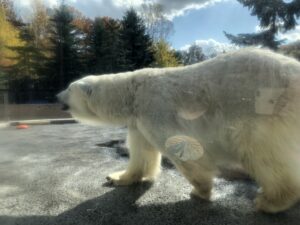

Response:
(225, 0), (300, 49)
(72, 12), (93, 74)
(46, 2), (81, 93)
(88, 17), (106, 73)
(119, 8), (154, 71)
(88, 17), (122, 74)
(101, 17), (123, 73)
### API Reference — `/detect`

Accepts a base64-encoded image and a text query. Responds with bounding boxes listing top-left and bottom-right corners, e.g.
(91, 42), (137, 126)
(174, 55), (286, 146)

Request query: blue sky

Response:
(16, 0), (300, 54)
(170, 1), (259, 49)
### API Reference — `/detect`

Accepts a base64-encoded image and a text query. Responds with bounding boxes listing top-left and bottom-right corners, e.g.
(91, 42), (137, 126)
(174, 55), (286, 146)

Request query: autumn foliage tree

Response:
(5, 25), (47, 103)
(140, 3), (179, 68)
(0, 6), (22, 70)
(152, 40), (180, 67)
(1, 0), (51, 102)
(0, 2), (23, 89)
(0, 0), (20, 26)
(0, 4), (180, 102)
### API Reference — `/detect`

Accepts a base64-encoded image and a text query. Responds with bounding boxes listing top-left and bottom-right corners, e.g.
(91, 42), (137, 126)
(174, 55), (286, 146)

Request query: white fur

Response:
(58, 48), (300, 213)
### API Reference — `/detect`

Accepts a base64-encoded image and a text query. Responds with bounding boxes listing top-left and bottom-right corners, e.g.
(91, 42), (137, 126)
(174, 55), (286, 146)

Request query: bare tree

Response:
(182, 43), (206, 65)
(29, 0), (50, 49)
(140, 3), (174, 42)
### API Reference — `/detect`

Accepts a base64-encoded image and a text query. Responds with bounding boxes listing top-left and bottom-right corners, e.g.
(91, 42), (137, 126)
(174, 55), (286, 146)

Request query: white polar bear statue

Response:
(57, 48), (300, 213)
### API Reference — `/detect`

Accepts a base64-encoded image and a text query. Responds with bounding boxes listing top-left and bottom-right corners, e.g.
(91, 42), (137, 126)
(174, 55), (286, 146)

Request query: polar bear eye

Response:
(77, 82), (93, 97)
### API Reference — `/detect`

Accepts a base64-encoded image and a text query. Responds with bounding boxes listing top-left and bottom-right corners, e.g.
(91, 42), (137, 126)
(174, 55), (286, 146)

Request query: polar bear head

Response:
(57, 74), (132, 126)
(56, 75), (102, 124)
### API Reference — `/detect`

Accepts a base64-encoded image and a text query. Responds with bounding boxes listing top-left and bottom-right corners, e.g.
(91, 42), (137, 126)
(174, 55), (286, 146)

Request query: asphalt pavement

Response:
(0, 123), (299, 225)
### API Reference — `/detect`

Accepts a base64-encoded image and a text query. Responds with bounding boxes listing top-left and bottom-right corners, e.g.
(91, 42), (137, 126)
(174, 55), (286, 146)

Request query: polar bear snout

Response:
(56, 90), (70, 111)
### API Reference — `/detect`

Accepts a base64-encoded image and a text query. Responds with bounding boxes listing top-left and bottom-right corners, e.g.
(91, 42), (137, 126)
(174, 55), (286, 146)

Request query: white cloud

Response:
(15, 0), (57, 7)
(180, 39), (238, 57)
(153, 0), (229, 19)
(255, 24), (300, 44)
(254, 25), (262, 32)
(68, 0), (125, 19)
(278, 26), (300, 43)
(44, 0), (58, 7)
(14, 0), (229, 19)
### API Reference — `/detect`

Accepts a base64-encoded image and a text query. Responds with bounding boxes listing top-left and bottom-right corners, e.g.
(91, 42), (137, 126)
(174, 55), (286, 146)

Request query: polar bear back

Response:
(132, 48), (300, 121)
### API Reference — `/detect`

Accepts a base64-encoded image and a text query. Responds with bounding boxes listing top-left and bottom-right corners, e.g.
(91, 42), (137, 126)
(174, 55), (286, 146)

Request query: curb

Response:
(9, 119), (77, 126)
(0, 123), (9, 128)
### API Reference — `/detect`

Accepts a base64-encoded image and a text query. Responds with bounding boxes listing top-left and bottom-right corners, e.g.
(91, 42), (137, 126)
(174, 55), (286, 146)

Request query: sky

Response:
(14, 0), (300, 56)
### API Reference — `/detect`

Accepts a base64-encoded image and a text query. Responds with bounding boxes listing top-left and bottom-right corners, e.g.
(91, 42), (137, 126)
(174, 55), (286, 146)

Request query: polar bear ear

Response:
(77, 81), (93, 97)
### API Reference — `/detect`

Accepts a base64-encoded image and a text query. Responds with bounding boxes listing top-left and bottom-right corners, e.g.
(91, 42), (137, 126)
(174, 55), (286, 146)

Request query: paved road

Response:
(0, 124), (299, 225)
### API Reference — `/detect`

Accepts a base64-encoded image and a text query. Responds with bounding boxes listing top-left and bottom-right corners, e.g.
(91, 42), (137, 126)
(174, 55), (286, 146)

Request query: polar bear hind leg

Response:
(246, 154), (299, 213)
(235, 120), (300, 213)
(165, 135), (217, 201)
(106, 127), (161, 185)
(249, 158), (299, 213)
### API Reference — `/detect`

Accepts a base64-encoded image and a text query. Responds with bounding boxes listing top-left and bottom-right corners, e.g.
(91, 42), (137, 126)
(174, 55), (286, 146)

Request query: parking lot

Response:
(0, 123), (299, 225)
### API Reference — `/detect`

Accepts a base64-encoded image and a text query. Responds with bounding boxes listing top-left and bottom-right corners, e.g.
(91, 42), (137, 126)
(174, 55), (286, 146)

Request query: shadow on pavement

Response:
(0, 181), (299, 225)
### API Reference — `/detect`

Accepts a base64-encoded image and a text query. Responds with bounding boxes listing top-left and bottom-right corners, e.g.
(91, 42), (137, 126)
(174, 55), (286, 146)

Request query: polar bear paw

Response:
(106, 170), (136, 186)
(190, 188), (212, 201)
(254, 194), (296, 213)
(106, 170), (143, 186)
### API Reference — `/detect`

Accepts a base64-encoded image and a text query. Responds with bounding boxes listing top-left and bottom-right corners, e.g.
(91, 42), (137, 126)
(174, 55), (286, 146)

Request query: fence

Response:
(0, 90), (9, 121)
(0, 89), (72, 121)
(0, 103), (70, 121)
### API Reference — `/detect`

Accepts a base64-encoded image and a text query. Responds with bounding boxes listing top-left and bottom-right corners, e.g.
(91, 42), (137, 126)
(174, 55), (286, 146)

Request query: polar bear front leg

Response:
(107, 127), (161, 186)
